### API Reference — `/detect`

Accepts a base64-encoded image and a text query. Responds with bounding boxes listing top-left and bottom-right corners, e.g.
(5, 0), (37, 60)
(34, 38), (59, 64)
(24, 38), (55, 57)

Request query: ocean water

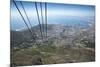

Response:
(11, 15), (94, 31)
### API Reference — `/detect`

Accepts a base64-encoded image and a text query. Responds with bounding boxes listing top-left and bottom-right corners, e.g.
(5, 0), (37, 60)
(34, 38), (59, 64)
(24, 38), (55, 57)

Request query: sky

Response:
(11, 1), (95, 31)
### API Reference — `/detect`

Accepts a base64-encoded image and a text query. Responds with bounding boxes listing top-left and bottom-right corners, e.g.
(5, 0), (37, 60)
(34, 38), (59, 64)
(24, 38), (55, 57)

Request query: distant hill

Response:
(11, 23), (95, 48)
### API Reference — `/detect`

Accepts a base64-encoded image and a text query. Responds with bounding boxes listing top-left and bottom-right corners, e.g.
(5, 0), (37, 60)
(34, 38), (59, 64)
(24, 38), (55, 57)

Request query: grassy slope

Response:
(11, 44), (95, 66)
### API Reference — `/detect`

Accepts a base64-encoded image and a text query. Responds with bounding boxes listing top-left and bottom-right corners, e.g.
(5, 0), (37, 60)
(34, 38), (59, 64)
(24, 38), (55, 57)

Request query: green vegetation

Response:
(11, 41), (95, 66)
(11, 24), (95, 66)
